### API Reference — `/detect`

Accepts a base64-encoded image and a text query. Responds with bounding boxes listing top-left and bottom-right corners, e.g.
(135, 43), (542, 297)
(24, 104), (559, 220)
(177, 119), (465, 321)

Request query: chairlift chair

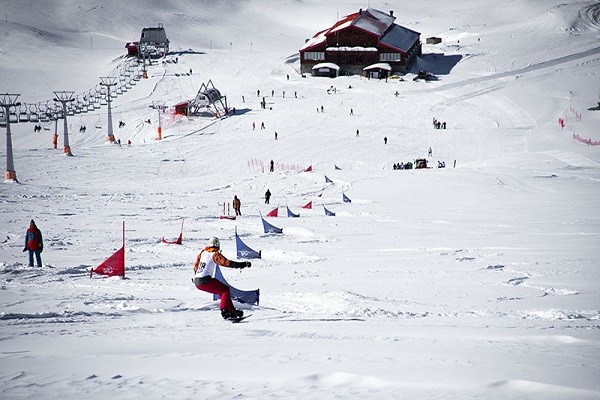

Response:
(39, 104), (49, 122)
(29, 104), (39, 122)
(0, 110), (6, 127)
(9, 106), (19, 123)
(19, 104), (29, 122)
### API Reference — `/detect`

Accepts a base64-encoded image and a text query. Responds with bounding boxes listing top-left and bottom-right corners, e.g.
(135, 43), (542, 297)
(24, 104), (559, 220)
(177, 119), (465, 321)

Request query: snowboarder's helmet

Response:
(208, 237), (220, 249)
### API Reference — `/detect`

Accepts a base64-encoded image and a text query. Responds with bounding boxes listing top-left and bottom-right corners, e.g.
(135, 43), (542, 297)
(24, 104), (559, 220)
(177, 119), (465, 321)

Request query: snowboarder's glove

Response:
(231, 261), (251, 269)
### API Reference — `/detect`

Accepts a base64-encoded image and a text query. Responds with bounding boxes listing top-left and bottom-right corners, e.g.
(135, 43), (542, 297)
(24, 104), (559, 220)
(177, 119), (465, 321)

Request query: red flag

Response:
(161, 232), (183, 244)
(161, 219), (184, 244)
(302, 201), (312, 209)
(304, 165), (312, 172)
(90, 246), (125, 278)
(266, 207), (279, 217)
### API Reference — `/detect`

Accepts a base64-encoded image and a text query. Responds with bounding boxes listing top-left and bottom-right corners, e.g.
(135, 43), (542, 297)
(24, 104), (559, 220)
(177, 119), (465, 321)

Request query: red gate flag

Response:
(161, 232), (182, 244)
(266, 207), (279, 217)
(90, 221), (125, 278)
(302, 201), (312, 209)
(304, 165), (312, 172)
(161, 219), (184, 244)
(90, 246), (125, 278)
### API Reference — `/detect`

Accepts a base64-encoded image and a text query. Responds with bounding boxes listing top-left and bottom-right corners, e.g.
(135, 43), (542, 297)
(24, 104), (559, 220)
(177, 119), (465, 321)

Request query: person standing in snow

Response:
(23, 219), (43, 267)
(269, 159), (274, 172)
(232, 195), (241, 216)
(193, 237), (251, 320)
(265, 189), (271, 204)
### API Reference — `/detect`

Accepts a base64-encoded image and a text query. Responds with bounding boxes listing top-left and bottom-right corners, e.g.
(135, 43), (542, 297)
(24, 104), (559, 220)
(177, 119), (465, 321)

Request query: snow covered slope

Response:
(1, 1), (599, 399)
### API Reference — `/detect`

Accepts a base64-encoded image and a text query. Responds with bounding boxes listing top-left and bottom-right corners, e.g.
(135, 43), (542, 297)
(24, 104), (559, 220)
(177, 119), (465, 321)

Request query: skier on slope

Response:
(192, 237), (251, 320)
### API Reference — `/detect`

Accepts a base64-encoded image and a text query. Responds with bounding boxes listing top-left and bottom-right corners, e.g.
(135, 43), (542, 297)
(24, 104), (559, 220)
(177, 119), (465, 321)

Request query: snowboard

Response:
(229, 314), (252, 323)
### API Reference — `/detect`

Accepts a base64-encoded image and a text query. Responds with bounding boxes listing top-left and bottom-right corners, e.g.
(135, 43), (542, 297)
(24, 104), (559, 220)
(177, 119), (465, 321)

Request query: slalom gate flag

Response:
(213, 266), (260, 305)
(266, 207), (279, 217)
(161, 232), (182, 244)
(343, 193), (352, 203)
(324, 205), (336, 216)
(335, 165), (342, 170)
(161, 219), (184, 244)
(90, 246), (125, 278)
(304, 165), (312, 172)
(287, 206), (300, 218)
(325, 175), (333, 183)
(90, 222), (125, 278)
(302, 201), (312, 209)
(262, 216), (283, 234)
(235, 228), (261, 259)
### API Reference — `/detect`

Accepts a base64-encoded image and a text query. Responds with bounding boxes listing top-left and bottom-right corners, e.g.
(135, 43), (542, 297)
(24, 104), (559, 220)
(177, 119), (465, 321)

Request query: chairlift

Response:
(39, 104), (50, 122)
(0, 110), (6, 127)
(9, 106), (19, 123)
(29, 104), (39, 122)
(19, 104), (29, 122)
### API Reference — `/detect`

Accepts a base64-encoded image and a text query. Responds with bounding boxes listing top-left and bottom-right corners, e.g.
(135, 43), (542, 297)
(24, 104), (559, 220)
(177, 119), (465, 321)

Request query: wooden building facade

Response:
(300, 8), (421, 76)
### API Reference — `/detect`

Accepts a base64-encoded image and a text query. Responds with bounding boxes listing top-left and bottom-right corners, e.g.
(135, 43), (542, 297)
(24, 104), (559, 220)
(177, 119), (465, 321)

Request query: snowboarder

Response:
(192, 237), (251, 320)
(384, 136), (387, 145)
(265, 189), (271, 204)
(23, 219), (43, 267)
(274, 131), (278, 140)
(428, 147), (433, 157)
(269, 159), (274, 172)
(232, 195), (241, 216)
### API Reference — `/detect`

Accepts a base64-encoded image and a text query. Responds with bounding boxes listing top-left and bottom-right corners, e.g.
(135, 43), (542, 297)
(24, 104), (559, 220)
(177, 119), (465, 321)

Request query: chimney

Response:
(390, 10), (394, 17)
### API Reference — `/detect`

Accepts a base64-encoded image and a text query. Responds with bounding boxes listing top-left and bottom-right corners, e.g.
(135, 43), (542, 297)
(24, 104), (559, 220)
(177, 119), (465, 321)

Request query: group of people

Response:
(230, 189), (272, 216)
(432, 118), (447, 130)
(393, 162), (412, 170)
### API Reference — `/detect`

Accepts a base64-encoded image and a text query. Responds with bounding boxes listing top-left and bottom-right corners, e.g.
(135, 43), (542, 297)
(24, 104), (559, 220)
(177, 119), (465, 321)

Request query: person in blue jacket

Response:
(24, 219), (43, 267)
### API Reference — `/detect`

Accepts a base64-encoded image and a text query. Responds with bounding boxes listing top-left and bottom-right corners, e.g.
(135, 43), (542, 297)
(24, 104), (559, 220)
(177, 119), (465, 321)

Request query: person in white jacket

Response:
(192, 237), (250, 319)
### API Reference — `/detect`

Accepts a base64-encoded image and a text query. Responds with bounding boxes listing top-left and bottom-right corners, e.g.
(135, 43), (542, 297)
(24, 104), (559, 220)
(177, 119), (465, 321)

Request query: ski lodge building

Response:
(139, 23), (170, 58)
(299, 8), (421, 78)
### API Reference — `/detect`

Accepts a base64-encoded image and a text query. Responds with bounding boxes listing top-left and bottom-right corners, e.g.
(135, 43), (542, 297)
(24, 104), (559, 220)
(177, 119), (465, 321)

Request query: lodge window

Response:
(304, 51), (325, 60)
(380, 53), (401, 62)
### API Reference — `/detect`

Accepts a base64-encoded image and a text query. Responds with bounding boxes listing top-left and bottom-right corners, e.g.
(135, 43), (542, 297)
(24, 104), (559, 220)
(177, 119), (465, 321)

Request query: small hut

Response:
(363, 62), (392, 79)
(311, 62), (340, 78)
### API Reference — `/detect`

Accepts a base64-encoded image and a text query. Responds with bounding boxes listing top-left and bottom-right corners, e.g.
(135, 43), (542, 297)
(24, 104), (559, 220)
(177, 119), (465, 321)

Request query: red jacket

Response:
(25, 227), (43, 251)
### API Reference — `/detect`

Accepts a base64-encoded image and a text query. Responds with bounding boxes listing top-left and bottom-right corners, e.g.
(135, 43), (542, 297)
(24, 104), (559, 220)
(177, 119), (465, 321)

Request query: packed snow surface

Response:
(1, 1), (599, 399)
